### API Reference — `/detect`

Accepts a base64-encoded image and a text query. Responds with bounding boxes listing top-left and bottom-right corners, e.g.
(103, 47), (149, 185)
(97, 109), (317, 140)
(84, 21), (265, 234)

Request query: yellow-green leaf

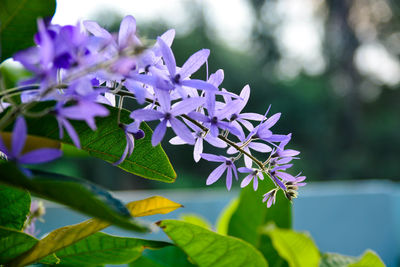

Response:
(261, 225), (320, 267)
(8, 196), (182, 267)
(126, 196), (183, 217)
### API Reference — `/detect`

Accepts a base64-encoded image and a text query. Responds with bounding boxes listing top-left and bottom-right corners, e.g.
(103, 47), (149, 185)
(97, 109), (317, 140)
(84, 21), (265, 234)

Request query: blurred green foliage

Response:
(20, 0), (400, 189)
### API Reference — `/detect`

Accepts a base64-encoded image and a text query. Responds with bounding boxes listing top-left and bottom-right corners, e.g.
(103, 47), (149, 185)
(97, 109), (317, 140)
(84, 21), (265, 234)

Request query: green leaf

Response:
(179, 213), (212, 229)
(348, 250), (385, 267)
(53, 232), (169, 266)
(130, 246), (196, 267)
(215, 198), (239, 235)
(1, 101), (176, 182)
(0, 0), (56, 61)
(261, 225), (320, 267)
(0, 184), (30, 230)
(0, 162), (149, 232)
(228, 180), (291, 246)
(7, 196), (181, 267)
(0, 225), (37, 263)
(320, 250), (385, 267)
(0, 225), (59, 265)
(158, 219), (268, 267)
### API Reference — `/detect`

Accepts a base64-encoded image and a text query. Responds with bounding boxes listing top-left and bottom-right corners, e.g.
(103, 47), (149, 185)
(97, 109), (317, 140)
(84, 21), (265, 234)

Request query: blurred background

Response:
(48, 0), (400, 190)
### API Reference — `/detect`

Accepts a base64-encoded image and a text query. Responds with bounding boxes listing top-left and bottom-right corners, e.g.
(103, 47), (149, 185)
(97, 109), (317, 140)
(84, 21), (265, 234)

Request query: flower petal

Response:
(193, 137), (203, 162)
(240, 174), (253, 188)
(19, 148), (62, 164)
(179, 49), (210, 79)
(206, 163), (226, 185)
(169, 117), (195, 145)
(118, 15), (137, 49)
(226, 167), (232, 191)
(12, 116), (27, 157)
(200, 153), (225, 162)
(171, 97), (205, 116)
(151, 119), (168, 146)
(157, 37), (176, 76)
(180, 79), (217, 91)
(131, 109), (164, 121)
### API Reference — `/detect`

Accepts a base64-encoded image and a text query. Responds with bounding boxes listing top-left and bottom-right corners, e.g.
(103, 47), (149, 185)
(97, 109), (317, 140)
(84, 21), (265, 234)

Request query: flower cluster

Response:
(0, 15), (306, 206)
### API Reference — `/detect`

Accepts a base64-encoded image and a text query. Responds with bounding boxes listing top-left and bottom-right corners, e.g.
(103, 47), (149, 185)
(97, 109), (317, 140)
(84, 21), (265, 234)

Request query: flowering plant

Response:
(0, 1), (384, 266)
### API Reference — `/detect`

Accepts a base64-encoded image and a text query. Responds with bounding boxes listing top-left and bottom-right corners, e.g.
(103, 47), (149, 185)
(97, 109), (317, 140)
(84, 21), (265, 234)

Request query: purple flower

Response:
(0, 117), (62, 165)
(263, 188), (278, 208)
(238, 167), (264, 191)
(54, 98), (109, 148)
(132, 38), (217, 98)
(283, 174), (307, 201)
(114, 121), (145, 165)
(24, 201), (46, 236)
(200, 153), (238, 191)
(169, 120), (226, 162)
(188, 97), (242, 138)
(131, 90), (204, 146)
(223, 85), (264, 132)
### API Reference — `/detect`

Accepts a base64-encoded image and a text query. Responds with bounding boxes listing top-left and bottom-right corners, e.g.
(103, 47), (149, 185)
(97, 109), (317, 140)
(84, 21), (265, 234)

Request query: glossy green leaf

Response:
(130, 246), (196, 267)
(0, 226), (58, 265)
(0, 184), (30, 230)
(261, 225), (320, 267)
(52, 232), (169, 266)
(0, 0), (56, 61)
(8, 196), (181, 267)
(228, 180), (291, 246)
(179, 213), (212, 230)
(1, 101), (176, 182)
(0, 162), (149, 232)
(348, 250), (385, 267)
(158, 220), (268, 267)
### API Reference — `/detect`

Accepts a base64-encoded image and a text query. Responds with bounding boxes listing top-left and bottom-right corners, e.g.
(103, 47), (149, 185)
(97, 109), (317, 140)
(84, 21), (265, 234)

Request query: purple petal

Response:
(169, 117), (195, 145)
(37, 19), (54, 67)
(160, 29), (175, 47)
(272, 175), (287, 190)
(124, 79), (147, 104)
(151, 119), (167, 146)
(249, 142), (272, 153)
(208, 69), (224, 87)
(200, 153), (225, 162)
(239, 85), (250, 103)
(280, 149), (300, 157)
(12, 117), (27, 157)
(113, 136), (130, 166)
(19, 148), (62, 164)
(157, 37), (176, 76)
(276, 171), (296, 182)
(238, 167), (253, 173)
(193, 138), (203, 162)
(169, 136), (186, 145)
(262, 113), (281, 129)
(171, 97), (205, 116)
(131, 109), (164, 121)
(179, 49), (210, 79)
(240, 174), (253, 188)
(180, 79), (217, 91)
(83, 20), (113, 40)
(118, 15), (137, 49)
(226, 167), (232, 191)
(215, 100), (243, 120)
(240, 112), (265, 121)
(187, 111), (209, 123)
(155, 89), (171, 112)
(204, 134), (226, 148)
(62, 118), (81, 148)
(253, 175), (258, 191)
(232, 164), (238, 181)
(0, 135), (10, 157)
(206, 163), (227, 185)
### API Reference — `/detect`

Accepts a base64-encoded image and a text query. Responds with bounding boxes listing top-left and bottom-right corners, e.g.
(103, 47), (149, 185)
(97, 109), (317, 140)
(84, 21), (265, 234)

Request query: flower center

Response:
(173, 74), (181, 84)
(165, 112), (172, 120)
(211, 116), (218, 124)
